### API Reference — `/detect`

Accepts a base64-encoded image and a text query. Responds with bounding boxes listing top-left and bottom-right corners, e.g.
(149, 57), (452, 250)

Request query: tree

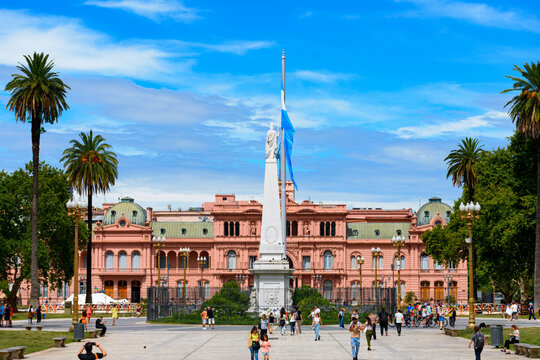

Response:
(60, 130), (118, 304)
(403, 291), (417, 305)
(4, 53), (70, 307)
(0, 163), (88, 310)
(502, 61), (540, 310)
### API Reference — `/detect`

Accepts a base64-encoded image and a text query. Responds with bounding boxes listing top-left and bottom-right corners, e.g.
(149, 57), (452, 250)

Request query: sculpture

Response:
(265, 123), (278, 160)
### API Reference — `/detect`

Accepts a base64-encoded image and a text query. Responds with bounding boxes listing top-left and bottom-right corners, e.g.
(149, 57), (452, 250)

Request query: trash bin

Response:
(490, 324), (503, 347)
(73, 323), (85, 341)
(65, 301), (72, 315)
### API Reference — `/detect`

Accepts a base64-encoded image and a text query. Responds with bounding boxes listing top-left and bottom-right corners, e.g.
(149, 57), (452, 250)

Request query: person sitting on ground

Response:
(77, 342), (107, 360)
(502, 324), (519, 354)
(95, 316), (107, 336)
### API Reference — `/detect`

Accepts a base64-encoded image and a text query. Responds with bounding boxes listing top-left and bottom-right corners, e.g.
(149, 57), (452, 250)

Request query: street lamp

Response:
(67, 199), (87, 329)
(371, 247), (382, 310)
(152, 236), (166, 289)
(313, 274), (322, 292)
(392, 235), (406, 308)
(197, 256), (207, 300)
(179, 247), (190, 306)
(356, 256), (364, 302)
(235, 274), (246, 288)
(459, 201), (480, 329)
(444, 274), (454, 305)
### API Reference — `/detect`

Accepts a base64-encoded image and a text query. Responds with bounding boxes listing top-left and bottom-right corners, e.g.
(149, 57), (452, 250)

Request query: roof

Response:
(416, 197), (453, 226)
(103, 197), (147, 226)
(346, 222), (410, 240)
(150, 221), (214, 238)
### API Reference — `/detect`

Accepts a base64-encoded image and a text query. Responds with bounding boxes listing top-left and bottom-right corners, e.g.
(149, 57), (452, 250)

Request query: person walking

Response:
(27, 305), (33, 324)
(86, 304), (92, 325)
(268, 312), (275, 334)
(81, 307), (88, 330)
(207, 307), (215, 329)
(0, 303), (4, 327)
(248, 325), (260, 360)
(368, 313), (377, 340)
(200, 307), (208, 330)
(111, 305), (118, 326)
(528, 302), (536, 321)
(279, 309), (287, 336)
(502, 325), (519, 354)
(295, 308), (303, 334)
(312, 312), (322, 341)
(505, 303), (512, 321)
(36, 305), (42, 324)
(449, 306), (457, 327)
(4, 304), (11, 328)
(95, 316), (107, 336)
(260, 333), (271, 360)
(394, 309), (404, 336)
(339, 308), (345, 328)
(469, 325), (486, 360)
(260, 314), (268, 338)
(378, 307), (389, 336)
(288, 310), (296, 335)
(364, 315), (373, 351)
(348, 315), (364, 360)
(511, 302), (518, 320)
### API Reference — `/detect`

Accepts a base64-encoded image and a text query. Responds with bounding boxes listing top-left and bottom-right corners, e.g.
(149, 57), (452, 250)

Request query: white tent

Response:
(63, 293), (126, 305)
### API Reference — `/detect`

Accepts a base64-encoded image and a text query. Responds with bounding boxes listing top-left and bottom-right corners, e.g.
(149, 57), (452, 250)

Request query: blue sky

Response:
(0, 0), (538, 211)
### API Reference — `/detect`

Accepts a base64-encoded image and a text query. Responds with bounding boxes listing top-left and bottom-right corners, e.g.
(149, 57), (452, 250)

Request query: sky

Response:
(0, 0), (538, 211)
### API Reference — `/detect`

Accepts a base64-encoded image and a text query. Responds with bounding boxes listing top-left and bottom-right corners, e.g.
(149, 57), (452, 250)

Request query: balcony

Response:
(95, 268), (147, 275)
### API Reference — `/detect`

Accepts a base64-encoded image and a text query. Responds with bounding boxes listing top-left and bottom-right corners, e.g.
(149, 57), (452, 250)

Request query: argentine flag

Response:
(281, 82), (297, 190)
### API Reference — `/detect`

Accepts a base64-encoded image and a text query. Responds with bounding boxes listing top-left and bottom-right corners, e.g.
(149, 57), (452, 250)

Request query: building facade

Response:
(14, 184), (467, 305)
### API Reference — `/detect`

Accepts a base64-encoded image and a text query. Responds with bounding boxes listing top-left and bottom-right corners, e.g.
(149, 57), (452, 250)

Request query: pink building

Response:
(14, 185), (467, 305)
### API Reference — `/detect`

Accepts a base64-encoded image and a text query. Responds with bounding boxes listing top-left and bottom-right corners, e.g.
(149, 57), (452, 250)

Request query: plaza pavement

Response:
(7, 317), (537, 359)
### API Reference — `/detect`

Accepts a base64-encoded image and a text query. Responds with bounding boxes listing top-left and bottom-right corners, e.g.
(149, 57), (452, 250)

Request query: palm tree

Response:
(4, 53), (70, 307)
(61, 130), (118, 304)
(445, 137), (484, 202)
(502, 61), (540, 311)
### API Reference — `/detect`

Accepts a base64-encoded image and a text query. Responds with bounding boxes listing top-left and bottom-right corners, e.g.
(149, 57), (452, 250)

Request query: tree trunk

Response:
(29, 118), (41, 307)
(85, 188), (93, 304)
(535, 140), (540, 312)
(7, 276), (24, 312)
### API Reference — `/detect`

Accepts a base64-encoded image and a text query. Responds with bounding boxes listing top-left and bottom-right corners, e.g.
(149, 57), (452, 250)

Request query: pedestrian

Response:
(248, 325), (260, 360)
(0, 303), (4, 327)
(111, 305), (118, 326)
(437, 303), (444, 330)
(469, 325), (486, 360)
(268, 312), (275, 334)
(528, 302), (536, 321)
(351, 308), (358, 320)
(260, 333), (271, 360)
(279, 308), (287, 336)
(295, 307), (303, 333)
(368, 313), (377, 340)
(200, 307), (208, 330)
(77, 341), (107, 359)
(502, 325), (519, 354)
(86, 304), (92, 325)
(339, 308), (345, 328)
(511, 302), (518, 320)
(349, 315), (364, 360)
(449, 306), (457, 327)
(81, 307), (87, 330)
(27, 305), (33, 324)
(36, 305), (42, 324)
(260, 314), (268, 338)
(505, 303), (512, 321)
(207, 307), (215, 329)
(4, 304), (12, 328)
(394, 309), (403, 336)
(364, 315), (373, 351)
(136, 304), (141, 317)
(312, 312), (322, 341)
(288, 309), (296, 335)
(377, 307), (389, 336)
(95, 316), (107, 336)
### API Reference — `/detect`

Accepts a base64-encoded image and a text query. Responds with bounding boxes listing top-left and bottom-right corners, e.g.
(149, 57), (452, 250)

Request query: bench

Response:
(53, 337), (67, 348)
(24, 326), (32, 331)
(514, 343), (525, 355)
(96, 329), (103, 337)
(0, 346), (27, 360)
(87, 330), (98, 338)
(36, 326), (43, 331)
(443, 328), (458, 337)
(520, 344), (540, 358)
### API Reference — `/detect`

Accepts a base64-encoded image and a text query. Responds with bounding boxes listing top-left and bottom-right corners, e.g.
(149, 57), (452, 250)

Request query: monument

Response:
(249, 123), (293, 314)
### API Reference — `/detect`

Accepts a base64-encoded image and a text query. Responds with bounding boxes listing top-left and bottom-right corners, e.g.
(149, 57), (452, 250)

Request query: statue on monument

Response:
(265, 122), (278, 160)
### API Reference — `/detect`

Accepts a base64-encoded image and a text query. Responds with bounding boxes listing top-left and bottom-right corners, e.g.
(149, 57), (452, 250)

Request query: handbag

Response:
(252, 341), (260, 350)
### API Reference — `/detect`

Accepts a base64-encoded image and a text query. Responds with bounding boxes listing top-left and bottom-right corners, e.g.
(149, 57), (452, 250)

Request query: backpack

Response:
(82, 309), (87, 317)
(474, 333), (484, 349)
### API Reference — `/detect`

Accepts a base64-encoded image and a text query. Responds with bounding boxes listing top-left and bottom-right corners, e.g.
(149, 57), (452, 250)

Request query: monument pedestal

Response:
(249, 259), (293, 314)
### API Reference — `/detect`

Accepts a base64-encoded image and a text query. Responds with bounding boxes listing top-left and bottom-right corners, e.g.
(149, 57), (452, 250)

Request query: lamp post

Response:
(235, 274), (246, 289)
(314, 274), (322, 292)
(152, 235), (165, 305)
(179, 247), (190, 306)
(67, 199), (87, 329)
(459, 201), (481, 329)
(356, 256), (364, 302)
(392, 235), (406, 308)
(444, 274), (454, 305)
(371, 247), (382, 310)
(197, 256), (207, 300)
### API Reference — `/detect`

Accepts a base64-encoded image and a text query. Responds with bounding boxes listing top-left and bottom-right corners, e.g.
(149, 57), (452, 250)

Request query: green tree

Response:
(202, 281), (250, 319)
(502, 61), (540, 310)
(4, 53), (70, 307)
(60, 130), (118, 304)
(0, 163), (88, 310)
(403, 291), (417, 305)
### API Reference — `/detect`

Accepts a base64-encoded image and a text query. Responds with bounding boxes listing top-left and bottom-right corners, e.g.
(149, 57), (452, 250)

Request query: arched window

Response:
(394, 281), (405, 298)
(351, 256), (357, 269)
(372, 256), (383, 269)
(319, 222), (324, 236)
(227, 250), (237, 270)
(224, 222), (229, 236)
(200, 251), (210, 269)
(323, 250), (333, 269)
(176, 281), (185, 299)
(286, 221), (291, 236)
(118, 251), (127, 270)
(434, 260), (443, 270)
(235, 221), (240, 236)
(325, 221), (330, 236)
(159, 252), (167, 269)
(229, 222), (234, 236)
(394, 255), (406, 270)
(292, 221), (298, 236)
(132, 251), (141, 269)
(323, 280), (333, 300)
(82, 252), (87, 269)
(350, 281), (361, 299)
(105, 251), (114, 270)
(420, 253), (429, 270)
(331, 222), (336, 236)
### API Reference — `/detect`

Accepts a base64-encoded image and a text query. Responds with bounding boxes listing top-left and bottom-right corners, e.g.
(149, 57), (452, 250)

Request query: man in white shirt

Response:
(394, 309), (404, 336)
(511, 302), (518, 320)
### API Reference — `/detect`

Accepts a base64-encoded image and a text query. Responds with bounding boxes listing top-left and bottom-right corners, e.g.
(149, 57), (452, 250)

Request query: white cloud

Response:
(392, 111), (509, 139)
(182, 40), (274, 55)
(115, 146), (158, 157)
(397, 0), (540, 33)
(292, 70), (353, 83)
(84, 0), (200, 22)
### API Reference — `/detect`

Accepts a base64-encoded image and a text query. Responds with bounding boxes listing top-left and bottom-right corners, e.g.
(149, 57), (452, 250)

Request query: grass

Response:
(0, 330), (74, 354)
(11, 312), (73, 321)
(457, 326), (540, 351)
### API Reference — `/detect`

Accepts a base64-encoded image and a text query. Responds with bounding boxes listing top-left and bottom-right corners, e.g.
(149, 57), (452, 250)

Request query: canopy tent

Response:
(63, 293), (127, 305)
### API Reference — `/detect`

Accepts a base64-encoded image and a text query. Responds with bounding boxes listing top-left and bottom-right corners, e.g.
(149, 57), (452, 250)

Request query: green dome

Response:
(103, 197), (147, 226)
(416, 197), (453, 226)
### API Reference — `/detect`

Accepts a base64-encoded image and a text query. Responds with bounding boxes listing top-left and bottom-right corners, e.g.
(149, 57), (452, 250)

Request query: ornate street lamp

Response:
(197, 256), (207, 300)
(152, 236), (166, 289)
(356, 256), (365, 302)
(235, 274), (246, 288)
(392, 235), (406, 308)
(313, 274), (322, 292)
(371, 247), (382, 310)
(67, 198), (87, 329)
(444, 274), (454, 305)
(459, 201), (480, 329)
(179, 247), (190, 306)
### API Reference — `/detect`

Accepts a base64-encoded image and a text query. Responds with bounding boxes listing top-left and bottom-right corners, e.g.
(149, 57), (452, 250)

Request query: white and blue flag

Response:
(281, 81), (297, 189)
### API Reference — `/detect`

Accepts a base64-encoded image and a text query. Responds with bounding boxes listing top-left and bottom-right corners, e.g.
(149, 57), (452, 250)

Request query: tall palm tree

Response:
(502, 61), (540, 311)
(4, 53), (70, 307)
(61, 130), (118, 304)
(445, 137), (484, 202)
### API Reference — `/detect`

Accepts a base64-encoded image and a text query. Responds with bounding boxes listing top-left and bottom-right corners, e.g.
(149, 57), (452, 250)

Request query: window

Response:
(434, 221), (442, 226)
(57, 286), (63, 298)
(323, 280), (333, 300)
(132, 251), (141, 269)
(286, 221), (291, 236)
(319, 222), (324, 236)
(421, 253), (429, 270)
(235, 222), (240, 236)
(394, 281), (405, 298)
(198, 281), (210, 298)
(224, 222), (229, 236)
(350, 281), (361, 299)
(179, 255), (187, 269)
(374, 229), (380, 237)
(41, 283), (48, 298)
(105, 251), (114, 269)
(448, 261), (456, 269)
(222, 197), (227, 200)
(352, 229), (358, 236)
(396, 229), (402, 236)
(372, 256), (383, 269)
(176, 281), (185, 298)
(111, 210), (116, 217)
(331, 222), (336, 236)
(132, 210), (138, 217)
(446, 211), (451, 218)
(323, 250), (333, 269)
(227, 251), (237, 270)
(119, 220), (126, 227)
(434, 260), (443, 270)
(325, 222), (330, 236)
(394, 255), (405, 270)
(181, 228), (187, 235)
(160, 228), (166, 235)
(292, 221), (298, 236)
(351, 256), (357, 269)
(302, 256), (311, 269)
(424, 211), (430, 218)
(249, 256), (257, 268)
(119, 251), (127, 270)
(229, 222), (234, 236)
(82, 254), (87, 268)
(64, 282), (70, 298)
(203, 228), (208, 235)
(159, 252), (167, 269)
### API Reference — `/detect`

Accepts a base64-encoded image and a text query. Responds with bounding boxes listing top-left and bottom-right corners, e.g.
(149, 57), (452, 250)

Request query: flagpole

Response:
(281, 49), (287, 261)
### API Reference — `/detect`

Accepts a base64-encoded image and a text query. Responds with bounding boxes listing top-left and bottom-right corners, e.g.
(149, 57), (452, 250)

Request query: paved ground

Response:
(4, 317), (537, 359)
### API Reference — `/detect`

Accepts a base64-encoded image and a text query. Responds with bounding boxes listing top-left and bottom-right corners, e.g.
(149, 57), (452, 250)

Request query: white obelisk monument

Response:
(249, 123), (293, 313)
